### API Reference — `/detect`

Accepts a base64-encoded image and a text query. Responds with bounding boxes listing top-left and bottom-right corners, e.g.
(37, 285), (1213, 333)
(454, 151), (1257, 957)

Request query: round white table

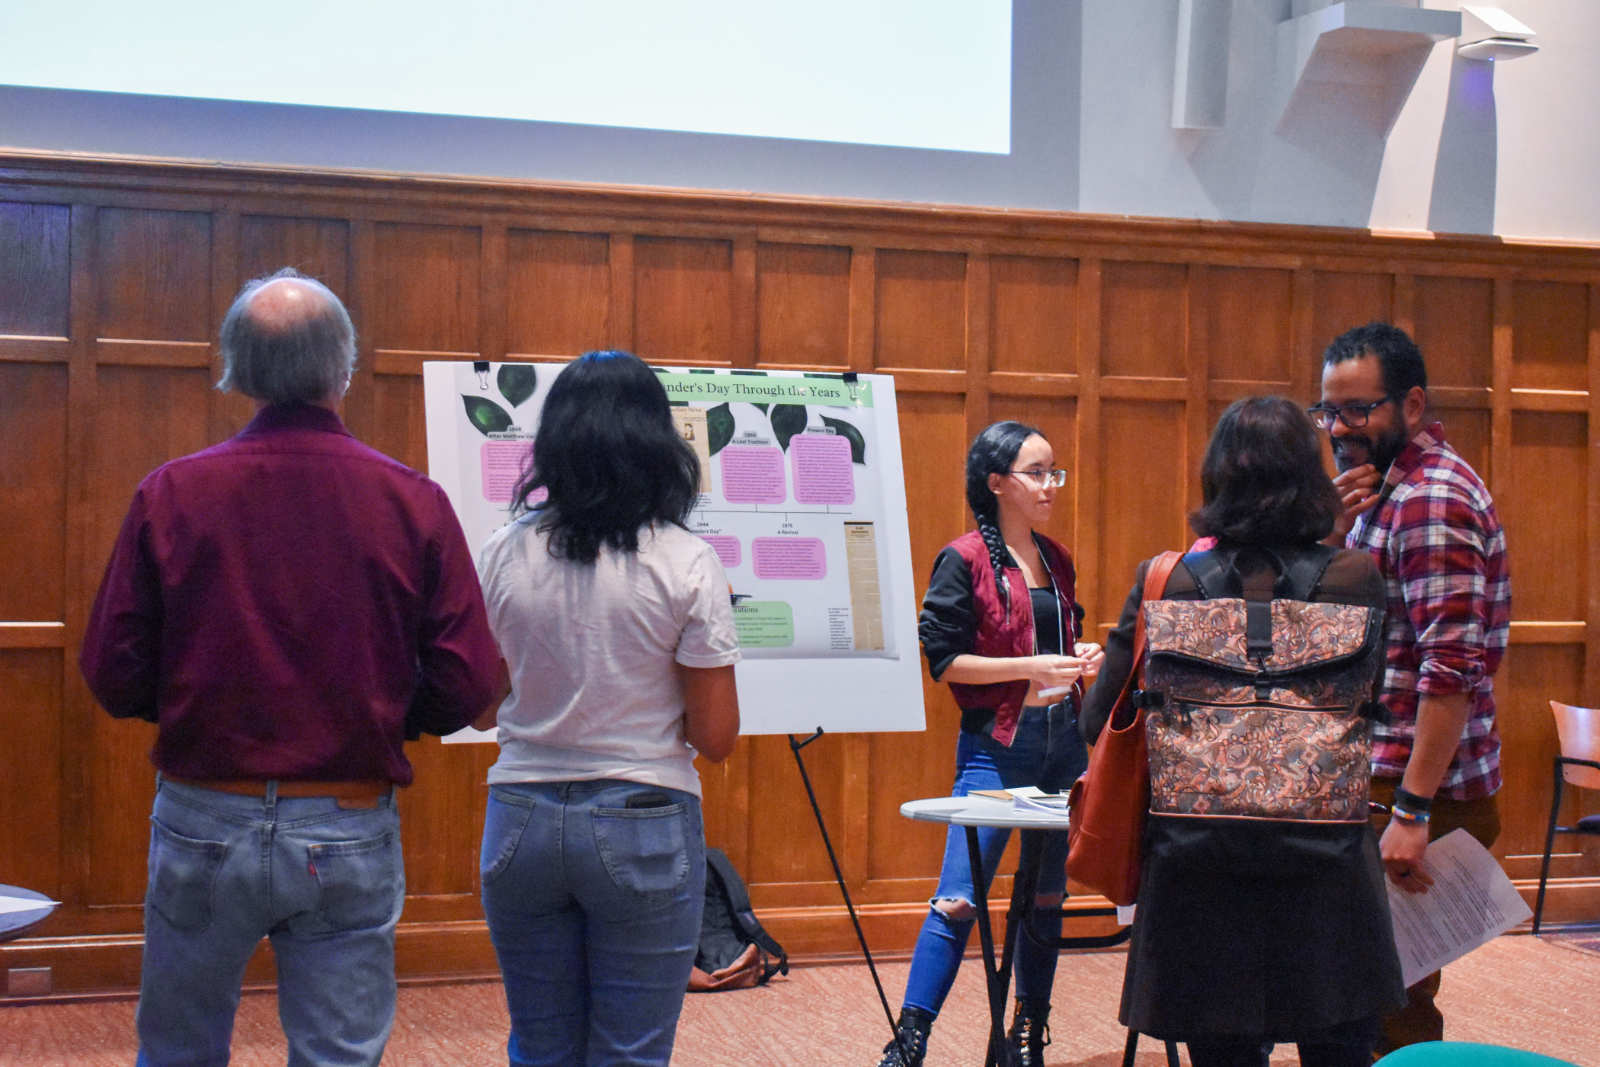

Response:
(0, 885), (58, 943)
(899, 794), (1173, 1067)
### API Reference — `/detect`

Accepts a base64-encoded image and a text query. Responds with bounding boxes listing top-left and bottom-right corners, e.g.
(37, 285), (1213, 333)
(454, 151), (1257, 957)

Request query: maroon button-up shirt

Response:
(80, 403), (500, 785)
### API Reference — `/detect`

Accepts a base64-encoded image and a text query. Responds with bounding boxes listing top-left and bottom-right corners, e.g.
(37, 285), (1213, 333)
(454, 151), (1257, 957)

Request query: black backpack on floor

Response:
(687, 848), (788, 992)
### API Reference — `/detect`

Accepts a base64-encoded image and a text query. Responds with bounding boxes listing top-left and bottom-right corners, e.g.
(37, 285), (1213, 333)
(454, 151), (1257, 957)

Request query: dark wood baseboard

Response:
(5, 880), (1594, 1003)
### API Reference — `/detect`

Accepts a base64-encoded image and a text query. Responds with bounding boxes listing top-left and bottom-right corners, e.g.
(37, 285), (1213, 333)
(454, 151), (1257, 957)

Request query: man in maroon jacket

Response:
(81, 268), (501, 1067)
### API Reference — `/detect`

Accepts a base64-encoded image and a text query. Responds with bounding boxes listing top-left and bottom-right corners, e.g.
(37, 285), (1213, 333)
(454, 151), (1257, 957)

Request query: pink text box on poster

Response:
(719, 445), (787, 504)
(790, 433), (855, 505)
(700, 535), (742, 569)
(751, 537), (827, 581)
(480, 440), (534, 504)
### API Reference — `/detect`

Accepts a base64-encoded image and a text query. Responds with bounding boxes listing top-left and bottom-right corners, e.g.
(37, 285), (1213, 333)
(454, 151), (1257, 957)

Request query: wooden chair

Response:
(1532, 701), (1600, 933)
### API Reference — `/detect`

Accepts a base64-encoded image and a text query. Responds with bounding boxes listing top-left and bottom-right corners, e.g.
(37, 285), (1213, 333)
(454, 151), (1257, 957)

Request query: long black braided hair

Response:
(964, 420), (1046, 612)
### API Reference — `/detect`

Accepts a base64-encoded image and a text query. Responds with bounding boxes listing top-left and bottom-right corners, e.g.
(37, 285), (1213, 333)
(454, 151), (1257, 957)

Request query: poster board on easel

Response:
(422, 359), (926, 738)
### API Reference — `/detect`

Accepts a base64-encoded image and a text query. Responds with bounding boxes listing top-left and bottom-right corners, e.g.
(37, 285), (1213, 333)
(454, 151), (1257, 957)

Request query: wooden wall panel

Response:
(396, 741), (497, 904)
(5, 151), (1600, 993)
(1413, 275), (1493, 391)
(1439, 407), (1493, 487)
(875, 250), (965, 371)
(0, 201), (71, 337)
(1504, 412), (1587, 620)
(238, 216), (351, 300)
(370, 223), (481, 353)
(745, 733), (844, 899)
(0, 650), (64, 893)
(1205, 266), (1293, 386)
(368, 371), (430, 472)
(1312, 271), (1393, 363)
(84, 363), (215, 907)
(86, 365), (215, 563)
(634, 236), (733, 364)
(989, 255), (1078, 376)
(505, 229), (610, 357)
(1100, 261), (1186, 380)
(1496, 644), (1585, 861)
(756, 242), (850, 368)
(95, 208), (211, 343)
(84, 714), (159, 910)
(1511, 281), (1588, 393)
(1092, 400), (1188, 632)
(0, 362), (68, 619)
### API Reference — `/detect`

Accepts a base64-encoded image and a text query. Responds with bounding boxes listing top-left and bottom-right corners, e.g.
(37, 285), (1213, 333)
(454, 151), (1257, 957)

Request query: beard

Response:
(1332, 419), (1409, 474)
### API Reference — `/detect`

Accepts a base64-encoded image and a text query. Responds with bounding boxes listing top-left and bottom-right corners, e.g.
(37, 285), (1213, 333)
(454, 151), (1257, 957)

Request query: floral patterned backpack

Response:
(1134, 545), (1387, 866)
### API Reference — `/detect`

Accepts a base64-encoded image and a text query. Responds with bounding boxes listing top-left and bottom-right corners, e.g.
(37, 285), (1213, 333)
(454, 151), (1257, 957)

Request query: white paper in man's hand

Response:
(1384, 828), (1532, 987)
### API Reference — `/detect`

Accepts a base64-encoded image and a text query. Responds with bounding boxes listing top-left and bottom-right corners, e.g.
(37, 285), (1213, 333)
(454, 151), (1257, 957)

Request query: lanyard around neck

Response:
(1017, 534), (1066, 657)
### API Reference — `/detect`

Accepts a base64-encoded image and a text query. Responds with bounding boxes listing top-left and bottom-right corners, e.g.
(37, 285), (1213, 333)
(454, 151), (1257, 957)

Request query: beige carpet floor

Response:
(2, 934), (1596, 1065)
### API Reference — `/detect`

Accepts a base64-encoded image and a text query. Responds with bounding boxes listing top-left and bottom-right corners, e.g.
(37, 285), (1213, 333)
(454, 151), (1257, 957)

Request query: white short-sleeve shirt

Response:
(476, 516), (741, 796)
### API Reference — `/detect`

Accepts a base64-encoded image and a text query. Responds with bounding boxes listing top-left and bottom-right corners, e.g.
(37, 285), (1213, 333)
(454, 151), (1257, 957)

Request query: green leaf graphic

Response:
(706, 403), (735, 456)
(497, 365), (536, 407)
(462, 395), (513, 435)
(821, 415), (867, 464)
(750, 403), (768, 415)
(770, 404), (808, 452)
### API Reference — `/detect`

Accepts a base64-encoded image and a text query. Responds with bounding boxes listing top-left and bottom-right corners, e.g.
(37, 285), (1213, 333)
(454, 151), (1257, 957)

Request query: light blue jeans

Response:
(481, 779), (706, 1067)
(135, 776), (404, 1067)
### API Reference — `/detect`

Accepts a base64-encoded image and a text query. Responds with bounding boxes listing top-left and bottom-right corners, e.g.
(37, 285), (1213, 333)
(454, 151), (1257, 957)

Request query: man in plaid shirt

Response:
(1312, 322), (1510, 1054)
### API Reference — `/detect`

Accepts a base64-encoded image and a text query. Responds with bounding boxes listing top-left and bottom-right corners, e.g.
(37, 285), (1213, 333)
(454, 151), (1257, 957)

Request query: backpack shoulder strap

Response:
(704, 848), (789, 977)
(1274, 543), (1337, 601)
(1180, 548), (1237, 600)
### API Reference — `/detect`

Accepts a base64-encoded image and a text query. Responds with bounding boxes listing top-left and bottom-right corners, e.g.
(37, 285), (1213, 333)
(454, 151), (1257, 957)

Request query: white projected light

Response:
(0, 0), (1013, 154)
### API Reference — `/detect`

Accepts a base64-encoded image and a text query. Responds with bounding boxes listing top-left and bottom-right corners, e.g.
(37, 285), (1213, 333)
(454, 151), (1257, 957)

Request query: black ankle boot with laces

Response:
(875, 1005), (934, 1067)
(1007, 996), (1052, 1066)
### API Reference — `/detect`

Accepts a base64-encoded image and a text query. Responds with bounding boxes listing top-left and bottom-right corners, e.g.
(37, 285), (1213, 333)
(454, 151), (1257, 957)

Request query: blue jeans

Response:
(902, 707), (1086, 1018)
(481, 780), (706, 1067)
(136, 776), (404, 1067)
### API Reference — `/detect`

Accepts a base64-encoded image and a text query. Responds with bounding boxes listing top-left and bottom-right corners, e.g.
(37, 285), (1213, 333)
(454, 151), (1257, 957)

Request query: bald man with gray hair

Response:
(82, 268), (500, 1066)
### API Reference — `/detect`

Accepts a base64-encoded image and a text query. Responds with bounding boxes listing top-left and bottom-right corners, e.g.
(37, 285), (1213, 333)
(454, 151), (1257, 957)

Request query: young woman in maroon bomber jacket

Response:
(874, 421), (1104, 1067)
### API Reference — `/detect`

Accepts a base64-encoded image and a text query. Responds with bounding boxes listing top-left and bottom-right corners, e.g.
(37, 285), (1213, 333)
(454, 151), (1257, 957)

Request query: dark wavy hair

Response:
(1322, 321), (1427, 397)
(511, 350), (700, 564)
(964, 420), (1045, 606)
(1189, 395), (1339, 546)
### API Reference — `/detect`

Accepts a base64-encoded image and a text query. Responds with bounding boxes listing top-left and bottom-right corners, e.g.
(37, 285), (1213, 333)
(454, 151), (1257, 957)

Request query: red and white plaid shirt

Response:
(1346, 422), (1509, 800)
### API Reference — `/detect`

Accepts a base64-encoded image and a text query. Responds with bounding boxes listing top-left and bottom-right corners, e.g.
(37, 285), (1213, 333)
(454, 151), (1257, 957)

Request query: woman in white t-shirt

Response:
(474, 350), (741, 1067)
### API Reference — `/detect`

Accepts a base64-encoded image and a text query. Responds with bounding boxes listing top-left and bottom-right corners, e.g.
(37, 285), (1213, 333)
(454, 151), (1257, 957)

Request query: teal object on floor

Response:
(1375, 1042), (1582, 1067)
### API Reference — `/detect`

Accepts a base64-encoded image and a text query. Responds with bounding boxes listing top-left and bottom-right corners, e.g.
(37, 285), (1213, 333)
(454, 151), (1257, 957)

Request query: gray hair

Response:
(216, 268), (356, 404)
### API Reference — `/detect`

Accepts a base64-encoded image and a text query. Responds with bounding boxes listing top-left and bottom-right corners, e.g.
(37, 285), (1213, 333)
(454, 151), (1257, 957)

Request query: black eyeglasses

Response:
(1305, 396), (1397, 431)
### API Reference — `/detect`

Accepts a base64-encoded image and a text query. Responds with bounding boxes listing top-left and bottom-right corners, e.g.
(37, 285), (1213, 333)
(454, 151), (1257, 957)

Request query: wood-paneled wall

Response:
(3, 152), (1598, 996)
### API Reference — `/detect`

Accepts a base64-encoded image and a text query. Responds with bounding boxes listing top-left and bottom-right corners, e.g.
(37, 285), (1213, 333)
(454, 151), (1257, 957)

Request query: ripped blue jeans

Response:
(901, 707), (1084, 1018)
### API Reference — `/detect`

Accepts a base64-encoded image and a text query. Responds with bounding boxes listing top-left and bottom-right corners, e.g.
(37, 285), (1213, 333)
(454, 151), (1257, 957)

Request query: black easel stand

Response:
(787, 728), (913, 1065)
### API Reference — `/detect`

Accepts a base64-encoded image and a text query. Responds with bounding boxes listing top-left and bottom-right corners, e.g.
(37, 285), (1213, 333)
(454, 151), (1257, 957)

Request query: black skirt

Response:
(1118, 820), (1405, 1042)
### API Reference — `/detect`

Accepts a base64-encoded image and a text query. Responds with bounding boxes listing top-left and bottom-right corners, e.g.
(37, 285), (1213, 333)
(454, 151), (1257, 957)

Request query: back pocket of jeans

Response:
(147, 818), (227, 932)
(480, 790), (537, 888)
(309, 832), (402, 932)
(592, 806), (690, 908)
